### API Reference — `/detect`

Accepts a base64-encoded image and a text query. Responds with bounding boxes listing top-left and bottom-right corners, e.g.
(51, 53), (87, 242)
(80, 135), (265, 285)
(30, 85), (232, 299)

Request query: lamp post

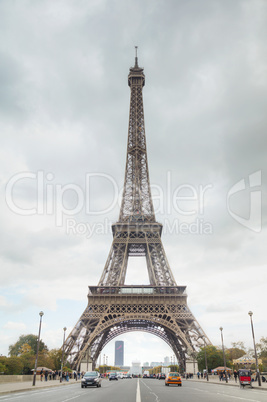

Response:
(219, 327), (228, 383)
(203, 337), (209, 381)
(32, 311), (44, 386)
(60, 327), (67, 383)
(248, 311), (261, 386)
(76, 340), (81, 381)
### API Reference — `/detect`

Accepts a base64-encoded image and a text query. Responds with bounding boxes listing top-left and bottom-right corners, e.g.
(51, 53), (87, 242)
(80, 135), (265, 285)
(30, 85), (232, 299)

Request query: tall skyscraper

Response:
(115, 340), (124, 366)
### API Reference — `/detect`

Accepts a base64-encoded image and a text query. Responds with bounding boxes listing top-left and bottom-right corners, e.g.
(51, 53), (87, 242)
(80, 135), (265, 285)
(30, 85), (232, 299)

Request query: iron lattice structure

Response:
(64, 54), (211, 371)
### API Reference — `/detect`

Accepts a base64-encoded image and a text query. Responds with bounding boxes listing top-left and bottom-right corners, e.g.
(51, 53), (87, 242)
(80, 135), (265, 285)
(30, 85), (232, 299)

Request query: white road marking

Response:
(136, 378), (141, 402)
(140, 379), (160, 402)
(186, 386), (262, 402)
(216, 394), (262, 402)
(61, 395), (83, 402)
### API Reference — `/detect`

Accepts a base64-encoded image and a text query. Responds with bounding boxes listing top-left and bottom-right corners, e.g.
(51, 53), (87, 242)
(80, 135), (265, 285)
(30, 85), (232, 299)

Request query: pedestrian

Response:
(197, 372), (200, 379)
(45, 370), (48, 381)
(234, 370), (238, 383)
(40, 368), (44, 382)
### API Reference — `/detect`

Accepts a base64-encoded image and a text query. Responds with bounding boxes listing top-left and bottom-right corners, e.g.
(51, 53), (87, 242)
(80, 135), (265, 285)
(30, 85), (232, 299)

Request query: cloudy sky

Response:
(0, 0), (266, 367)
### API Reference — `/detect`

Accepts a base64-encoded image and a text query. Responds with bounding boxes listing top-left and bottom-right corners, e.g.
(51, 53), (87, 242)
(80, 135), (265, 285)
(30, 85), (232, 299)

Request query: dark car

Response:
(109, 374), (118, 381)
(158, 373), (166, 380)
(81, 371), (101, 388)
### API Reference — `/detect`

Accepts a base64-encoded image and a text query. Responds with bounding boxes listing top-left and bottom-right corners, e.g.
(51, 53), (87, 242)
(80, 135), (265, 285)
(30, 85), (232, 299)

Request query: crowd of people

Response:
(39, 369), (83, 381)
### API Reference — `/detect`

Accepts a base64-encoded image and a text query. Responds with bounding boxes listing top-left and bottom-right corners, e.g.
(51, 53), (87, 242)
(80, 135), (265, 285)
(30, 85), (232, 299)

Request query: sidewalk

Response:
(0, 378), (81, 395)
(188, 376), (267, 391)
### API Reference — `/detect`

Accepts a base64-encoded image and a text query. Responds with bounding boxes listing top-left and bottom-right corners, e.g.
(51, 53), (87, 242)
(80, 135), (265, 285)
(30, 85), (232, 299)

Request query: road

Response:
(0, 378), (266, 402)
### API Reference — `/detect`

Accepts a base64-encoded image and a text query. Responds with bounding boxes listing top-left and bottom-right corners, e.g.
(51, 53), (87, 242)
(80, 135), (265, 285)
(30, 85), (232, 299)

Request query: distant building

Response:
(150, 361), (163, 367)
(115, 340), (124, 366)
(164, 356), (170, 365)
(129, 361), (142, 376)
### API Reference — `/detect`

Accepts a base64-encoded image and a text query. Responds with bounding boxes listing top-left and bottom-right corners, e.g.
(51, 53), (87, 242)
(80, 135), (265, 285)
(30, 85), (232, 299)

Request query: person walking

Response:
(45, 370), (48, 381)
(234, 370), (238, 383)
(40, 368), (44, 382)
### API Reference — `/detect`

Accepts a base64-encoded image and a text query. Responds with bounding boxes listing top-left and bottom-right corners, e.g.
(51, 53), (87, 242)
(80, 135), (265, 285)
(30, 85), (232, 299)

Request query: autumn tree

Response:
(226, 347), (246, 361)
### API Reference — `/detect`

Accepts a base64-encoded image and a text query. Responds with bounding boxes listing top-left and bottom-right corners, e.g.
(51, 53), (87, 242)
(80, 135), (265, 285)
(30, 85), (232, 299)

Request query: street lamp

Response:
(203, 337), (209, 381)
(76, 339), (81, 381)
(32, 311), (44, 386)
(248, 311), (261, 386)
(219, 327), (228, 383)
(60, 327), (67, 383)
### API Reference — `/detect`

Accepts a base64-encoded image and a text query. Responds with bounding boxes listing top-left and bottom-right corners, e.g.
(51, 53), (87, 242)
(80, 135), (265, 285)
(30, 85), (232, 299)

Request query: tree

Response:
(0, 362), (7, 374)
(48, 348), (62, 370)
(168, 364), (179, 372)
(37, 350), (54, 370)
(20, 352), (35, 374)
(9, 334), (48, 356)
(197, 345), (231, 372)
(20, 343), (33, 355)
(231, 341), (246, 351)
(256, 337), (267, 358)
(2, 357), (24, 375)
(226, 347), (246, 361)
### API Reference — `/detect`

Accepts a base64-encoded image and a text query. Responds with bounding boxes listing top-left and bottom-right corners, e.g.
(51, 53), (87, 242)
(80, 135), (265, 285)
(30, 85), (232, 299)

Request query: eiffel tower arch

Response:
(64, 50), (211, 371)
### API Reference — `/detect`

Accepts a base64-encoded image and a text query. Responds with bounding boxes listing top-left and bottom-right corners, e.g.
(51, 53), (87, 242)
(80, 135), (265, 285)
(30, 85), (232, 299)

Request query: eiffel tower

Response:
(64, 49), (211, 371)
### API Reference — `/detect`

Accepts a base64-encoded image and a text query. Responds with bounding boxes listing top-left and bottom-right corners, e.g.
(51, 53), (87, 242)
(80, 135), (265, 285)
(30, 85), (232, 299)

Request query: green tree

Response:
(197, 345), (231, 372)
(48, 348), (62, 370)
(168, 364), (179, 372)
(257, 337), (267, 358)
(37, 350), (54, 370)
(9, 334), (48, 356)
(226, 347), (246, 361)
(0, 362), (7, 374)
(3, 356), (24, 375)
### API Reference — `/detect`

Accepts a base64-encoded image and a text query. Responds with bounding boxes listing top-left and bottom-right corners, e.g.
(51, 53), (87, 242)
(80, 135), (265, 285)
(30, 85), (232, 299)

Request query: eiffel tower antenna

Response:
(135, 45), (138, 66)
(64, 53), (211, 372)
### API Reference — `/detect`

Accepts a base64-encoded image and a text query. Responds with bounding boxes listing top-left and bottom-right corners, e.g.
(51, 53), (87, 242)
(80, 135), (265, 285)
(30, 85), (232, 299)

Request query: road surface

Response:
(0, 378), (266, 402)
